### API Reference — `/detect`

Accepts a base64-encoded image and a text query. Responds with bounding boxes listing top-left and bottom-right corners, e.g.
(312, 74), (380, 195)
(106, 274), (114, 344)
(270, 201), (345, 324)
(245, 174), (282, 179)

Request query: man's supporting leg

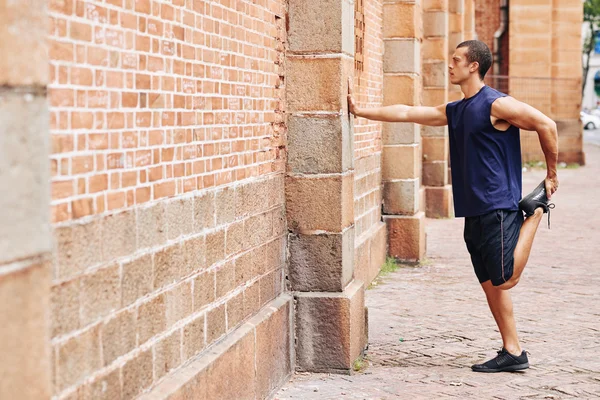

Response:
(481, 280), (522, 355)
(497, 208), (544, 290)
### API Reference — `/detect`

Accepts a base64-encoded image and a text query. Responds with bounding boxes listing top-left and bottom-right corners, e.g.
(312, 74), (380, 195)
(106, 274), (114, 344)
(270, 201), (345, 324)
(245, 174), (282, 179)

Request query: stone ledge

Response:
(139, 294), (293, 400)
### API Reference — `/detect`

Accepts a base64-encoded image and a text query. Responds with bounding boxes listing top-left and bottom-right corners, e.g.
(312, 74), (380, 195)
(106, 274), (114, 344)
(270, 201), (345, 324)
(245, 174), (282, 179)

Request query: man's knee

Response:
(496, 276), (519, 290)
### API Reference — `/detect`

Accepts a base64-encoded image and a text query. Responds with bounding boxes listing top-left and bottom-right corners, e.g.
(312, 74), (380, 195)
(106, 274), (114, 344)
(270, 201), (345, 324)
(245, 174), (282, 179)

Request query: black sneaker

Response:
(471, 348), (529, 373)
(518, 180), (555, 228)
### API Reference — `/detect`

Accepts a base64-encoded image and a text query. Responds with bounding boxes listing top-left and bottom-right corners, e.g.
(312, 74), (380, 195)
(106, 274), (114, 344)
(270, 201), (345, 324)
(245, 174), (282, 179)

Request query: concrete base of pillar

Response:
(384, 212), (426, 262)
(425, 185), (454, 218)
(295, 280), (367, 374)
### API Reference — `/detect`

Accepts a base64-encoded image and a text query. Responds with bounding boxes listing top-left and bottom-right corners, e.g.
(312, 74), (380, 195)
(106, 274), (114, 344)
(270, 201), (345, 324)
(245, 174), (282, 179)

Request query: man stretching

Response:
(348, 40), (558, 372)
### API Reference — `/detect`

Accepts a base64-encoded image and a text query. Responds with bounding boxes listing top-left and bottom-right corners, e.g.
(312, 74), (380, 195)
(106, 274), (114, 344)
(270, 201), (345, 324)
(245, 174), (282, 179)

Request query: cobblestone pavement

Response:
(275, 143), (600, 400)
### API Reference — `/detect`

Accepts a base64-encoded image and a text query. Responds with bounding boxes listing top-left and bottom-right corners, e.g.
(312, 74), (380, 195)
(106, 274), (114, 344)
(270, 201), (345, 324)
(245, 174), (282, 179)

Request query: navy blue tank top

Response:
(446, 85), (522, 218)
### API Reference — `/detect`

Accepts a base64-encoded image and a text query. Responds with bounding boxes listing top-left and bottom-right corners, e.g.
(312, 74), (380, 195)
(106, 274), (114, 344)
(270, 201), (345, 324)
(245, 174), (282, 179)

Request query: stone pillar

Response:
(0, 1), (52, 399)
(422, 0), (453, 218)
(381, 0), (426, 262)
(286, 0), (367, 373)
(463, 0), (476, 41)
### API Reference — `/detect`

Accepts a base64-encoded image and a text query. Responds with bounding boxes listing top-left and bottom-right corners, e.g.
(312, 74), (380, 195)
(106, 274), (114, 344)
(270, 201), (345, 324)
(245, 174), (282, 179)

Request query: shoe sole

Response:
(471, 362), (529, 373)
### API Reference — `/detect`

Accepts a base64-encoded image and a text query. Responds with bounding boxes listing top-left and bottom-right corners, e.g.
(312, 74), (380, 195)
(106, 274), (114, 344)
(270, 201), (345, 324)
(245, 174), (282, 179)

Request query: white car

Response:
(580, 111), (600, 130)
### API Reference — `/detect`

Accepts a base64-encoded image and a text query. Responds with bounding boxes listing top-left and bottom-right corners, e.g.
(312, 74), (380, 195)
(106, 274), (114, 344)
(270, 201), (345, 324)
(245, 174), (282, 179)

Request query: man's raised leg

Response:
(497, 208), (544, 290)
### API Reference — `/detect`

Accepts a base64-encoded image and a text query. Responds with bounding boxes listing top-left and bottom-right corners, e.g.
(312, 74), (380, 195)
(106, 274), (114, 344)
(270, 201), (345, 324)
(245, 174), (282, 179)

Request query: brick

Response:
(102, 210), (136, 261)
(383, 122), (420, 145)
(422, 61), (447, 88)
(0, 0), (48, 86)
(205, 229), (225, 268)
(193, 192), (215, 232)
(166, 197), (194, 240)
(122, 349), (153, 400)
(122, 254), (153, 307)
(154, 330), (182, 380)
(424, 0), (448, 11)
(226, 292), (245, 330)
(385, 212), (426, 262)
(255, 301), (292, 396)
(193, 271), (215, 311)
(383, 74), (420, 106)
(243, 212), (273, 249)
(137, 202), (167, 250)
(0, 261), (51, 399)
(51, 278), (80, 337)
(384, 39), (420, 74)
(101, 308), (136, 366)
(226, 221), (245, 257)
(154, 243), (184, 289)
(287, 114), (353, 174)
(285, 173), (354, 233)
(383, 2), (422, 39)
(382, 145), (420, 180)
(295, 280), (366, 371)
(244, 281), (260, 319)
(83, 368), (121, 400)
(80, 263), (120, 325)
(286, 56), (353, 113)
(182, 315), (205, 360)
(288, 229), (354, 292)
(425, 185), (454, 218)
(57, 325), (102, 391)
(423, 161), (448, 186)
(422, 136), (448, 161)
(383, 179), (420, 215)
(422, 37), (448, 60)
(0, 96), (51, 265)
(236, 180), (267, 218)
(423, 11), (448, 37)
(54, 220), (102, 279)
(182, 235), (206, 276)
(215, 186), (236, 226)
(137, 294), (166, 344)
(166, 282), (193, 327)
(206, 303), (226, 345)
(288, 0), (354, 53)
(216, 261), (236, 298)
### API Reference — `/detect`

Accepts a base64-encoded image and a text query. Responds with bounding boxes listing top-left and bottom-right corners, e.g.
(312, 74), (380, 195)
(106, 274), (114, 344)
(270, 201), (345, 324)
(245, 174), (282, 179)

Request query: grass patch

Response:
(367, 257), (422, 290)
(352, 355), (368, 372)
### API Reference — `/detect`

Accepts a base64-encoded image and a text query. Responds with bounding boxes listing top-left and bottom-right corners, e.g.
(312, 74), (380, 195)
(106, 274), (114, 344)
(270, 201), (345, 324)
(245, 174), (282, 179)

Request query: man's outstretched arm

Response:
(347, 78), (448, 126)
(491, 96), (559, 198)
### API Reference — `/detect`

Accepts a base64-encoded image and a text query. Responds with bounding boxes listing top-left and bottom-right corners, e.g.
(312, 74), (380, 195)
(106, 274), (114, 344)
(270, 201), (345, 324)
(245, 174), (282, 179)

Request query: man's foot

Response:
(519, 180), (555, 227)
(471, 348), (529, 373)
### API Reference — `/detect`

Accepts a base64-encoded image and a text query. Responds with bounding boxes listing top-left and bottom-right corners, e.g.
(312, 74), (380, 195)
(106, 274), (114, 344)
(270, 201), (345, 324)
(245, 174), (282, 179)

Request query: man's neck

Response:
(461, 79), (486, 99)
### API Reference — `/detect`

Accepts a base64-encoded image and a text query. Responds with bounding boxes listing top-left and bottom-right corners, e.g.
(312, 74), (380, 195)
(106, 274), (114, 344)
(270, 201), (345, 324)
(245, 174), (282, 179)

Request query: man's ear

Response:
(470, 61), (480, 74)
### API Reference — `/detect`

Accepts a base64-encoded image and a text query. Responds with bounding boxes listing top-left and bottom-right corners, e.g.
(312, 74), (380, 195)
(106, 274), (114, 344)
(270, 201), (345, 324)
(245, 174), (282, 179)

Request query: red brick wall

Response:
(474, 0), (500, 53)
(354, 0), (384, 240)
(48, 0), (287, 397)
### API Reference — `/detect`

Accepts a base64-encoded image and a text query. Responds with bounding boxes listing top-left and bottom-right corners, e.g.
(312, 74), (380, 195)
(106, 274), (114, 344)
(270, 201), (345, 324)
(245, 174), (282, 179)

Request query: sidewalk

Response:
(275, 142), (600, 400)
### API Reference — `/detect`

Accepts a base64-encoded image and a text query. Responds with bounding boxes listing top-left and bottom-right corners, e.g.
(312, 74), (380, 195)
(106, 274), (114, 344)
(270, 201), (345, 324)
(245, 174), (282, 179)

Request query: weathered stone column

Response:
(448, 0), (465, 102)
(422, 0), (453, 218)
(464, 0), (476, 41)
(381, 0), (426, 261)
(286, 0), (367, 373)
(0, 1), (52, 398)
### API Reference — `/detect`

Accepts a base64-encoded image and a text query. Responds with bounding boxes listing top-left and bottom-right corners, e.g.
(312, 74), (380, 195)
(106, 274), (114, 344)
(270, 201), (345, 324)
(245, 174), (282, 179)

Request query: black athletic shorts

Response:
(463, 209), (524, 286)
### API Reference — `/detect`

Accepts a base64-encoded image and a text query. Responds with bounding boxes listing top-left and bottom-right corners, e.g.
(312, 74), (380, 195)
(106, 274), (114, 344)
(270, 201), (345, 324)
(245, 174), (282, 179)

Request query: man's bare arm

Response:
(491, 96), (559, 198)
(347, 78), (447, 126)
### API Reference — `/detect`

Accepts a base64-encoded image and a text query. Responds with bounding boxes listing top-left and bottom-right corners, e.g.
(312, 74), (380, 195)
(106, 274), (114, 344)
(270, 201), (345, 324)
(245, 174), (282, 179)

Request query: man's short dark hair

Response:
(456, 40), (493, 80)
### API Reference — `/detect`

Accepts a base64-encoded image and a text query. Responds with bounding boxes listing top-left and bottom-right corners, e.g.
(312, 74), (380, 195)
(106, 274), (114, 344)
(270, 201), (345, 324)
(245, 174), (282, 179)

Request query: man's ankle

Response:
(504, 345), (522, 356)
